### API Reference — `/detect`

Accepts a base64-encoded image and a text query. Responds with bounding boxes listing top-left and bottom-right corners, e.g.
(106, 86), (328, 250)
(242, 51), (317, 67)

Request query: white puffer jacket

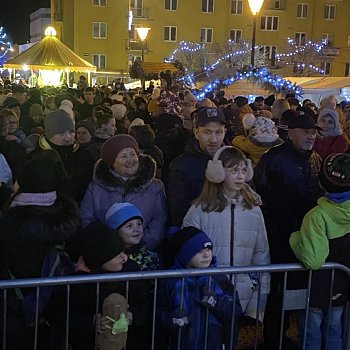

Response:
(182, 196), (270, 320)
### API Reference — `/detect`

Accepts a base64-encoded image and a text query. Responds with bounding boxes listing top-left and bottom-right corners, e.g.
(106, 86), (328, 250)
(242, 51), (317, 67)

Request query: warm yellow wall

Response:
(51, 0), (350, 77)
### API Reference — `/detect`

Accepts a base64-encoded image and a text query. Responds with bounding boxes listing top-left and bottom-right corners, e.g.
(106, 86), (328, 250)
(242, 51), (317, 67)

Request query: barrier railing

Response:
(0, 262), (349, 350)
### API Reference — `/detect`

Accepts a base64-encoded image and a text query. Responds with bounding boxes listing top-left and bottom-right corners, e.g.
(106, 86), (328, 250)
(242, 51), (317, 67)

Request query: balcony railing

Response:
(322, 46), (340, 56)
(125, 39), (149, 51)
(130, 7), (150, 19)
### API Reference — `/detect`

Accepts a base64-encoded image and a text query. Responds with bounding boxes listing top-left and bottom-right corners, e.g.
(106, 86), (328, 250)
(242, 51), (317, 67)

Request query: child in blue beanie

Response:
(157, 226), (242, 350)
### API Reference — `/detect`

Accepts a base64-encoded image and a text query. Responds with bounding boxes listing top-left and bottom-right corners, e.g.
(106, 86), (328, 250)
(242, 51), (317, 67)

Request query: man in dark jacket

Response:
(167, 107), (226, 226)
(254, 114), (323, 349)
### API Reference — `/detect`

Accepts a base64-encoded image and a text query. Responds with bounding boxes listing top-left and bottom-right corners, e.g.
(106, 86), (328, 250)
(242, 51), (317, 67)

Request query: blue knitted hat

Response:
(105, 202), (143, 230)
(171, 226), (213, 267)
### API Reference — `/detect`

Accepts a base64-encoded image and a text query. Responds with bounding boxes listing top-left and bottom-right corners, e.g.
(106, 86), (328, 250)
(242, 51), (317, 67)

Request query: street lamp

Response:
(248, 0), (264, 67)
(136, 27), (150, 62)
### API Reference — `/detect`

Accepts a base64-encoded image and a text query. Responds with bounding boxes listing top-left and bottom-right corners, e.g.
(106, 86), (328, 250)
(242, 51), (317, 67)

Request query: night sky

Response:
(1, 0), (50, 44)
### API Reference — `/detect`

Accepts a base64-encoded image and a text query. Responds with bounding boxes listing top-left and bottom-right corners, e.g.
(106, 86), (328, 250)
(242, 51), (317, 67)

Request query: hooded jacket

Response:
(290, 197), (350, 307)
(157, 257), (242, 350)
(80, 154), (167, 250)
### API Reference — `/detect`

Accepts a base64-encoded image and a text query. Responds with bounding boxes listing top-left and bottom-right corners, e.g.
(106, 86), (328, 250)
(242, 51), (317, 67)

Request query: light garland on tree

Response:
(276, 38), (326, 75)
(192, 67), (303, 100)
(0, 27), (13, 67)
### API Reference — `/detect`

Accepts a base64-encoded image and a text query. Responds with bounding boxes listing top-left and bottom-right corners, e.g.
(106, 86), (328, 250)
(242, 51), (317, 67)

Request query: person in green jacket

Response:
(290, 153), (350, 350)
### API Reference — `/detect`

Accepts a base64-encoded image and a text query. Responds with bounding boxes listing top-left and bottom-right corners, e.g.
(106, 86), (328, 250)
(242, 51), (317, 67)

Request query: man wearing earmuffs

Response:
(167, 107), (227, 226)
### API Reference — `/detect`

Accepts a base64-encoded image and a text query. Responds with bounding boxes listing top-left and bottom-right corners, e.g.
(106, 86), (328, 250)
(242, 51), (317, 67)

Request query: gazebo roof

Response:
(4, 34), (96, 73)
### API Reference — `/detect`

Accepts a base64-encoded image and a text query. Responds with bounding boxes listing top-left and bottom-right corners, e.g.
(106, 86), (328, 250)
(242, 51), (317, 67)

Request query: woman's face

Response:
(118, 218), (143, 248)
(6, 115), (18, 134)
(318, 115), (335, 133)
(76, 127), (92, 144)
(102, 252), (128, 272)
(113, 147), (139, 178)
(223, 161), (247, 192)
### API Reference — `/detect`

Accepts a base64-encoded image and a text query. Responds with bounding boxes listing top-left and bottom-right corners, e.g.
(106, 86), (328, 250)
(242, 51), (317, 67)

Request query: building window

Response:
(202, 0), (214, 13)
(297, 3), (308, 18)
(130, 0), (143, 17)
(92, 0), (107, 6)
(165, 0), (177, 10)
(260, 45), (277, 66)
(320, 62), (331, 75)
(200, 28), (213, 43)
(92, 54), (106, 69)
(347, 34), (350, 48)
(231, 0), (243, 14)
(164, 26), (177, 42)
(295, 32), (306, 46)
(260, 16), (279, 31)
(275, 1), (281, 9)
(324, 5), (335, 19)
(92, 22), (107, 38)
(229, 29), (242, 43)
(322, 33), (334, 47)
(345, 63), (350, 77)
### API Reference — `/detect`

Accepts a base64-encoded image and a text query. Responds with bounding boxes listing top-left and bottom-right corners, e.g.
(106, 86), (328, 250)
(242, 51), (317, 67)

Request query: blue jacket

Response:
(157, 258), (242, 350)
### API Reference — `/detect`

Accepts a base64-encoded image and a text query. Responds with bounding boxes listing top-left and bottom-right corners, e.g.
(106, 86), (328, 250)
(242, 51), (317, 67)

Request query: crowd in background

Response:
(1, 72), (350, 349)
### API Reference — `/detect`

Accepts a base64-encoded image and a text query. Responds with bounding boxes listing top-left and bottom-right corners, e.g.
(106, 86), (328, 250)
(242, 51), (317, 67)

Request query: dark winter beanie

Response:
(105, 202), (143, 230)
(318, 153), (350, 193)
(17, 150), (66, 193)
(101, 134), (140, 167)
(76, 120), (95, 137)
(95, 104), (113, 118)
(171, 226), (213, 267)
(234, 96), (249, 108)
(129, 124), (155, 149)
(44, 109), (75, 139)
(82, 223), (125, 271)
(2, 97), (20, 109)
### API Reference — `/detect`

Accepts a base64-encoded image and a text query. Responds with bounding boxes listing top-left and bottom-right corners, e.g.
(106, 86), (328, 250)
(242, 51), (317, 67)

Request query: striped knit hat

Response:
(105, 202), (143, 230)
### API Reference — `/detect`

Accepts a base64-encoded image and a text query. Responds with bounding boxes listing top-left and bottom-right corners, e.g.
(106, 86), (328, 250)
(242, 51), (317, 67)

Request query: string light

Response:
(276, 38), (326, 75)
(192, 67), (303, 100)
(0, 27), (13, 67)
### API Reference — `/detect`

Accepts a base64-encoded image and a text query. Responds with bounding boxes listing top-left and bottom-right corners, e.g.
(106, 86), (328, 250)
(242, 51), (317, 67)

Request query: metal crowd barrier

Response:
(0, 262), (349, 350)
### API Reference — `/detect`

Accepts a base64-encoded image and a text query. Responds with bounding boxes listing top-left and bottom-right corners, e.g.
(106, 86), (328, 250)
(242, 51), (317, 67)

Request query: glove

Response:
(200, 288), (218, 310)
(171, 308), (189, 328)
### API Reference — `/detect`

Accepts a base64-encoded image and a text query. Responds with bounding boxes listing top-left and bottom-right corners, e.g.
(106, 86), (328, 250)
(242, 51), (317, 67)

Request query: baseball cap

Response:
(194, 107), (226, 127)
(287, 114), (321, 130)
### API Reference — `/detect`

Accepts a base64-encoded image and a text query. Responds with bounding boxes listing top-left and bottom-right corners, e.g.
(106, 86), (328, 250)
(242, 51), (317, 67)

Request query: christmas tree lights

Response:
(0, 27), (13, 67)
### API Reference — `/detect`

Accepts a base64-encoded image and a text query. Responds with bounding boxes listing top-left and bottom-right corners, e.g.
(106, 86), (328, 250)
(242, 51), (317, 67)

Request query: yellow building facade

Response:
(51, 0), (350, 80)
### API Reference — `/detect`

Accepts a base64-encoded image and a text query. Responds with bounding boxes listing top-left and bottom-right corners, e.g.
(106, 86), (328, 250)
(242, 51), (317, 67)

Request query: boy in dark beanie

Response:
(157, 226), (242, 350)
(290, 153), (350, 350)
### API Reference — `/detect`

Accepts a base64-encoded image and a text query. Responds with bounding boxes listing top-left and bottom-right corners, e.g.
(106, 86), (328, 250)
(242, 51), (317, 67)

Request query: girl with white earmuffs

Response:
(182, 146), (270, 322)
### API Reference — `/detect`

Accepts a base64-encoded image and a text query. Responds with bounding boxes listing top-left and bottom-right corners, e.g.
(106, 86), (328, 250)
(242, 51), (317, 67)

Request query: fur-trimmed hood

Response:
(92, 154), (156, 193)
(3, 194), (80, 244)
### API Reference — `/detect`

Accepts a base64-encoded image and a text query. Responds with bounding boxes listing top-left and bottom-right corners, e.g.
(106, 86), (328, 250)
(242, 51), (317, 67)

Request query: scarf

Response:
(10, 191), (57, 207)
(325, 190), (350, 204)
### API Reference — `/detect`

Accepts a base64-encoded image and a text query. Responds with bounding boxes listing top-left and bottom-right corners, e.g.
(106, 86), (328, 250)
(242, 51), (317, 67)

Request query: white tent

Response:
(284, 77), (350, 104)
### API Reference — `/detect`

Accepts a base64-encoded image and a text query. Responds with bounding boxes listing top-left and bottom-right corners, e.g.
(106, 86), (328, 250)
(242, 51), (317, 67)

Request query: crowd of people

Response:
(0, 72), (350, 350)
